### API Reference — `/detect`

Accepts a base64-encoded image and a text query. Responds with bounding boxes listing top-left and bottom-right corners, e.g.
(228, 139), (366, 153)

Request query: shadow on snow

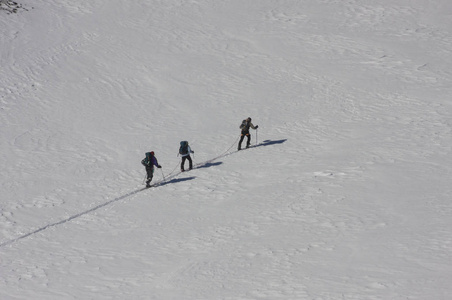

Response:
(196, 161), (223, 169)
(256, 139), (287, 147)
(158, 176), (196, 186)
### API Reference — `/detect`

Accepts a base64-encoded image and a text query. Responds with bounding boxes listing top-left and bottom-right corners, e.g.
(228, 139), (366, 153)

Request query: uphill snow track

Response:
(0, 187), (146, 247)
(0, 138), (285, 248)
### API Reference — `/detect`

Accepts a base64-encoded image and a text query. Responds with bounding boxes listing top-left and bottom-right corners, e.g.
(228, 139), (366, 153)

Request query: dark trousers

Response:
(145, 166), (154, 184)
(238, 132), (251, 149)
(181, 155), (192, 171)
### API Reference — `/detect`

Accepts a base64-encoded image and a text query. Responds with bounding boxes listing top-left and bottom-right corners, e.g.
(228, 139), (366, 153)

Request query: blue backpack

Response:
(179, 141), (189, 155)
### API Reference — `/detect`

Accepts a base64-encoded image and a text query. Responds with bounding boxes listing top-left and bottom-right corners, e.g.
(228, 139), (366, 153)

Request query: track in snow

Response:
(0, 139), (286, 247)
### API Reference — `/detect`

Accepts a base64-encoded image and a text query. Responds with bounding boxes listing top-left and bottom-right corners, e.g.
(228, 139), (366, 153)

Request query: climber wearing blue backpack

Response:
(179, 141), (194, 172)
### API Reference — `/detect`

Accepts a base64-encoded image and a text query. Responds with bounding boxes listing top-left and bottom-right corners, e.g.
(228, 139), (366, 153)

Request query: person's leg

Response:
(146, 166), (153, 186)
(181, 156), (187, 171)
(188, 155), (193, 170)
(238, 134), (245, 150)
(246, 134), (251, 148)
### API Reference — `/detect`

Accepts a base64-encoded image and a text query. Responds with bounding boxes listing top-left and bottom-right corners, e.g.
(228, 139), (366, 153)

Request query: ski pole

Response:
(161, 168), (166, 182)
(256, 128), (258, 145)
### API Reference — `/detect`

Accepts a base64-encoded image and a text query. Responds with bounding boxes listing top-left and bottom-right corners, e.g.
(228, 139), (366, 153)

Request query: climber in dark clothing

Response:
(238, 117), (258, 150)
(179, 141), (194, 172)
(141, 151), (162, 187)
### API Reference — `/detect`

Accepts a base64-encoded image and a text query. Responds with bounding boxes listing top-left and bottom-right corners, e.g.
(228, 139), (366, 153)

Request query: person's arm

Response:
(153, 157), (162, 168)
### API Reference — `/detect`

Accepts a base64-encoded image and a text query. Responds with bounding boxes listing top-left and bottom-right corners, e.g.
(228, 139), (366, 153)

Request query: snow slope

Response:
(1, 0), (452, 299)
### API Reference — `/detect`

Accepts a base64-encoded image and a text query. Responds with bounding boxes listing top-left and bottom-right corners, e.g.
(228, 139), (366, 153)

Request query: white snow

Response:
(1, 0), (452, 299)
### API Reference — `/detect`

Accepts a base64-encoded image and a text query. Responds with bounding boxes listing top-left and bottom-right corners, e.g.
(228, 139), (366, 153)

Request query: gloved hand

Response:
(255, 125), (259, 129)
(157, 165), (162, 168)
(191, 150), (195, 153)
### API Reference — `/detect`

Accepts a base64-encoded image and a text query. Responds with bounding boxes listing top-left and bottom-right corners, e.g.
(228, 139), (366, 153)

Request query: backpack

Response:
(179, 141), (189, 155)
(240, 120), (248, 130)
(141, 152), (152, 166)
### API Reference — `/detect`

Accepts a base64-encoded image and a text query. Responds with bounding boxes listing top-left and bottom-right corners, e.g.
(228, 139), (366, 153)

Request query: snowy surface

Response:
(1, 0), (452, 299)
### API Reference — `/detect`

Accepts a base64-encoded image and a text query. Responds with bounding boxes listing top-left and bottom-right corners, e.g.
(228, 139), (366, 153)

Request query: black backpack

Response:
(240, 120), (248, 130)
(179, 141), (189, 155)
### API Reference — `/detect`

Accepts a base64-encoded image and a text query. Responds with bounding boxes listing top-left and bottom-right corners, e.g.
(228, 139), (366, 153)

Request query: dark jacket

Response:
(142, 152), (160, 168)
(240, 120), (257, 133)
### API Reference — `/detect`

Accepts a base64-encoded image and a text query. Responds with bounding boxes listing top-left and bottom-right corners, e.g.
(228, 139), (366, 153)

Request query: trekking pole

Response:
(256, 128), (258, 145)
(161, 168), (166, 182)
(142, 173), (147, 185)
